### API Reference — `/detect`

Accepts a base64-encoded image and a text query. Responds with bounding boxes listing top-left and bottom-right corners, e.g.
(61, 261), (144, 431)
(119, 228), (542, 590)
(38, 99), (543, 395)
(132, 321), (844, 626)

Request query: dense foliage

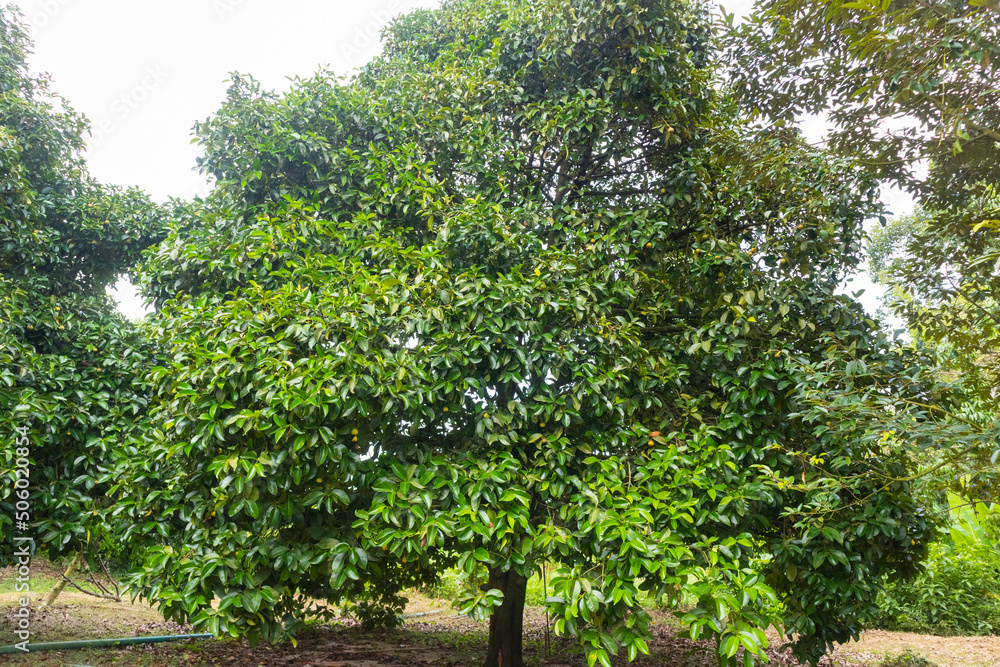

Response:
(874, 495), (1000, 636)
(0, 6), (165, 564)
(868, 201), (999, 423)
(730, 0), (1000, 567)
(728, 0), (1000, 404)
(106, 1), (951, 665)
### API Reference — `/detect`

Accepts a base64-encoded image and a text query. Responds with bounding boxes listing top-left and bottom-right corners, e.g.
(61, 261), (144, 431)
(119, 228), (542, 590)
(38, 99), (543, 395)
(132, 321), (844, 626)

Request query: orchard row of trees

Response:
(1, 1), (997, 666)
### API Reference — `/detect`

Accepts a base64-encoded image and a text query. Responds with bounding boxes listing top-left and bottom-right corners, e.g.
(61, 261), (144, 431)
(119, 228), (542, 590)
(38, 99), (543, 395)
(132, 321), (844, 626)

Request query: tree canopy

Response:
(726, 0), (1000, 374)
(107, 1), (949, 665)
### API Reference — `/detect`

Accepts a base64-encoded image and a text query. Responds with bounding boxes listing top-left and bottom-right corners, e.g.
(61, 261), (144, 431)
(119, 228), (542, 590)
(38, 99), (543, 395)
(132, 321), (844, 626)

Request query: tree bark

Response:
(40, 550), (82, 608)
(483, 566), (528, 667)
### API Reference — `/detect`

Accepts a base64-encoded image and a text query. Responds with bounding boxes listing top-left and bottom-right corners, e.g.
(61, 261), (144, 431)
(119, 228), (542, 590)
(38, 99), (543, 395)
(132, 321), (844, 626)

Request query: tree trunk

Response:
(40, 550), (82, 608)
(483, 566), (528, 667)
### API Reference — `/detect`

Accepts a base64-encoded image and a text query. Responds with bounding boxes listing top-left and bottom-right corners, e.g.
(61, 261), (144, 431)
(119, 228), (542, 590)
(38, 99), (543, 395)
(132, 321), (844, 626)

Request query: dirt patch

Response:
(0, 589), (190, 645)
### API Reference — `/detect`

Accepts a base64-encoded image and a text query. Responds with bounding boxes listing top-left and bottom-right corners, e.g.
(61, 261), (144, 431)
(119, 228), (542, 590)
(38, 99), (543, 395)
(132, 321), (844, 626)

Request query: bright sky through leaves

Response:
(14, 0), (911, 319)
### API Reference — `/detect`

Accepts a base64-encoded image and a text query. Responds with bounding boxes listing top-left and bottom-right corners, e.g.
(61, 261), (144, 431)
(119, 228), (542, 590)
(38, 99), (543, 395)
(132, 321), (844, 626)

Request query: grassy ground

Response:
(2, 561), (998, 666)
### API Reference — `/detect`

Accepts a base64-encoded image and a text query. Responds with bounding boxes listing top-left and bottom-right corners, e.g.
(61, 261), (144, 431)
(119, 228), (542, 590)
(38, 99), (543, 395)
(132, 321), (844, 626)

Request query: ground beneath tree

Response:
(0, 614), (856, 667)
(3, 574), (999, 666)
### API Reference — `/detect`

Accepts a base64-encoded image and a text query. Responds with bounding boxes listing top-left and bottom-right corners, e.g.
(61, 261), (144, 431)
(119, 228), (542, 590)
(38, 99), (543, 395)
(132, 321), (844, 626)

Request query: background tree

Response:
(726, 3), (1000, 644)
(0, 5), (165, 571)
(727, 0), (1000, 514)
(121, 1), (939, 665)
(724, 0), (999, 202)
(869, 206), (999, 406)
(725, 0), (1000, 384)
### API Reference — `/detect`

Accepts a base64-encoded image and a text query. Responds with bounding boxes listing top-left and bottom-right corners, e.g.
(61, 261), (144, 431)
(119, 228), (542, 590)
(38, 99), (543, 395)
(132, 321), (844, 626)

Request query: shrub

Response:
(880, 650), (940, 667)
(425, 565), (553, 607)
(874, 541), (1000, 635)
(425, 567), (467, 602)
(97, 531), (149, 575)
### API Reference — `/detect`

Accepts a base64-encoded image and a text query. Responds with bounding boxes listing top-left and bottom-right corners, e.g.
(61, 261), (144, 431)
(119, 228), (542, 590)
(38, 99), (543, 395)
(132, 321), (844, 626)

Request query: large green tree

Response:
(869, 205), (1000, 403)
(120, 1), (939, 665)
(0, 6), (165, 566)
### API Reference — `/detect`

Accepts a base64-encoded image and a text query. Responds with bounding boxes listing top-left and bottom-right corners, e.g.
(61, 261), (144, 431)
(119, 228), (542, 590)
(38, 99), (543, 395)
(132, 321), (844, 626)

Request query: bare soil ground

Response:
(1, 565), (996, 667)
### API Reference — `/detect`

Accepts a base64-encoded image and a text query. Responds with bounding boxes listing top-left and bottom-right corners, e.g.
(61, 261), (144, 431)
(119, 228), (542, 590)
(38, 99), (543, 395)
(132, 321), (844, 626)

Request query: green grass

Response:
(0, 572), (60, 596)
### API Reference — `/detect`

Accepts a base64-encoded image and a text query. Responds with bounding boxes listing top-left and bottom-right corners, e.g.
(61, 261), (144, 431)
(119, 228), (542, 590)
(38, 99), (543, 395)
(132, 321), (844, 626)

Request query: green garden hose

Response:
(0, 633), (212, 654)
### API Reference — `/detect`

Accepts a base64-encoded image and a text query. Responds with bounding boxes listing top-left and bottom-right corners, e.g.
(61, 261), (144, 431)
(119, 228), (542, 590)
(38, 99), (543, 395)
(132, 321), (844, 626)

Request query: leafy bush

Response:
(425, 566), (467, 602)
(875, 492), (1000, 636)
(98, 535), (148, 575)
(879, 650), (940, 667)
(425, 565), (553, 607)
(874, 541), (1000, 636)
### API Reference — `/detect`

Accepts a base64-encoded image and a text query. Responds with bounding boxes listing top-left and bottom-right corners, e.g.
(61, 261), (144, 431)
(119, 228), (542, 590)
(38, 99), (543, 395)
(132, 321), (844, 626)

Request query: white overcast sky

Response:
(14, 0), (911, 320)
(15, 0), (436, 202)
